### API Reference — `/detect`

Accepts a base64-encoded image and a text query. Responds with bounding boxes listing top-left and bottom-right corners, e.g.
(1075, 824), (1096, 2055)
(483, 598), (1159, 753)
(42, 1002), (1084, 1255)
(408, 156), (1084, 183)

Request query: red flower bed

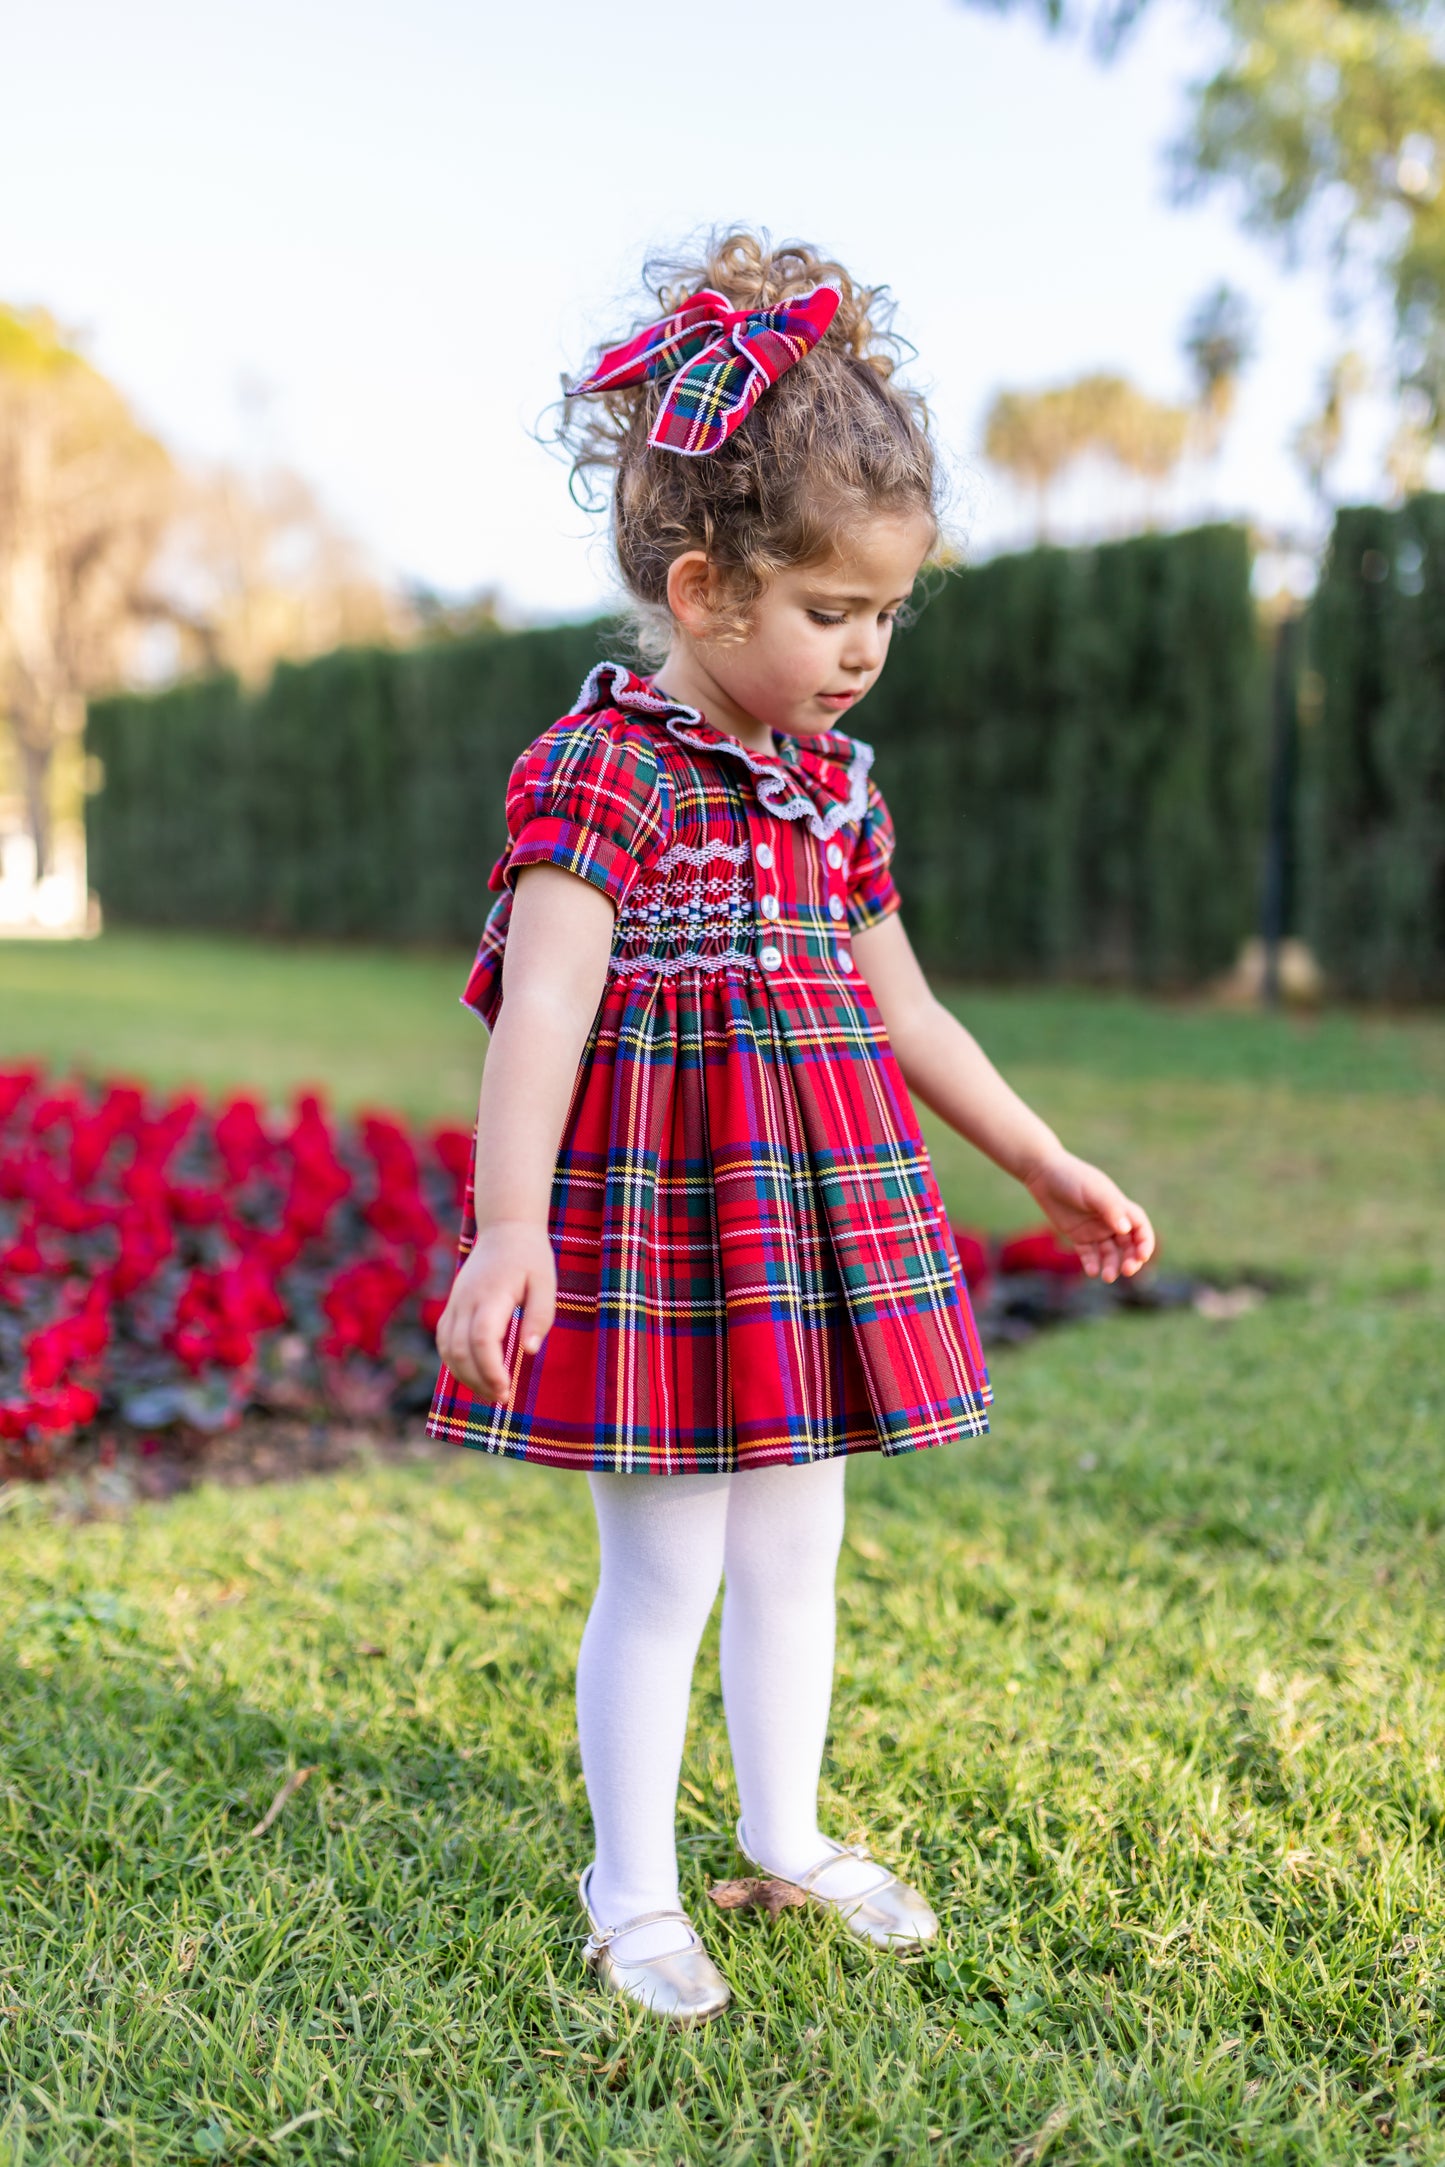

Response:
(0, 1065), (1116, 1483)
(0, 1067), (469, 1479)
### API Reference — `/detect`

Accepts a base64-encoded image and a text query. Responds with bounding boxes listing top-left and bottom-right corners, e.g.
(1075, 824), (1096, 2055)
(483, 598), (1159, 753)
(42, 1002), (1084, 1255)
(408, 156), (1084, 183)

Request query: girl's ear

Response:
(664, 550), (717, 637)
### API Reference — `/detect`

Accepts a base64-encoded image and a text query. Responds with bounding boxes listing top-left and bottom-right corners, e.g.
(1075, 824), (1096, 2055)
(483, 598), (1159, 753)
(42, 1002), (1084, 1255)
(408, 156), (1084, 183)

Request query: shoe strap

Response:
(797, 1843), (895, 1900)
(583, 1905), (701, 1957)
(737, 1819), (895, 1902)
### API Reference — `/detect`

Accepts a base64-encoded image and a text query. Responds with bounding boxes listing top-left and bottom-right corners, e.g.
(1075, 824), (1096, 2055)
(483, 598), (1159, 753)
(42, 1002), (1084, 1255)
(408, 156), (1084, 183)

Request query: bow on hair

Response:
(570, 283), (841, 457)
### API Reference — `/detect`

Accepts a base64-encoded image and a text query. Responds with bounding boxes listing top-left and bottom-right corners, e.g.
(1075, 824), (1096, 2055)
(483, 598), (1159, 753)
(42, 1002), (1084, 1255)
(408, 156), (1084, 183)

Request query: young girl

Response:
(429, 232), (1155, 2024)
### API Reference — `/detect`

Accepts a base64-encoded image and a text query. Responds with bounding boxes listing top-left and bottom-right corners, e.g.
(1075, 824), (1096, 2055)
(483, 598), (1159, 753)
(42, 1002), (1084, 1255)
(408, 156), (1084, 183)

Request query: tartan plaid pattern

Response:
(426, 663), (992, 1474)
(570, 284), (841, 457)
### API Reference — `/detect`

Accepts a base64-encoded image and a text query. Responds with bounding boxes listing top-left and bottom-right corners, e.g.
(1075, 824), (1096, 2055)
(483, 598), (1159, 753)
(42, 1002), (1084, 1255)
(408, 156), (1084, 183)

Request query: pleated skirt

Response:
(425, 966), (992, 1474)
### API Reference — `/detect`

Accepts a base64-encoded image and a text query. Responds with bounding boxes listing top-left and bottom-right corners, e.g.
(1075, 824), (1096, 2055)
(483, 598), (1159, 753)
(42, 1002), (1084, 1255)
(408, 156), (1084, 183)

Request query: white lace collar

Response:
(569, 660), (873, 842)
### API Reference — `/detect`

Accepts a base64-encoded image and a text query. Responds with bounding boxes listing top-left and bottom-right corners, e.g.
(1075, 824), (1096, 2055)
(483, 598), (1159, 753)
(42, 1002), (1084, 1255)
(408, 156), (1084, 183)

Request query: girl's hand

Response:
(435, 1220), (557, 1399)
(1021, 1151), (1156, 1283)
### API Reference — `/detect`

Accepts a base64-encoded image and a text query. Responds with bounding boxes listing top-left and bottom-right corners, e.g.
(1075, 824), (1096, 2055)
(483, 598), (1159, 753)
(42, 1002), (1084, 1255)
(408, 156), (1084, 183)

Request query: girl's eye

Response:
(806, 609), (847, 626)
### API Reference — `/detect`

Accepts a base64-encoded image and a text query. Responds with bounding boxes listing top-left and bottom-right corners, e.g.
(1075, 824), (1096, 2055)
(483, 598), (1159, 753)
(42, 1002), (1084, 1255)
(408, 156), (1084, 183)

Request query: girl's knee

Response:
(722, 1461), (847, 1602)
(589, 1472), (729, 1632)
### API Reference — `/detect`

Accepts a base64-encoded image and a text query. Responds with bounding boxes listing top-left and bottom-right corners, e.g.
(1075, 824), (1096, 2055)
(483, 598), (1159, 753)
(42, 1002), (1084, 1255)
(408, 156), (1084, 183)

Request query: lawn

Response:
(2, 932), (1444, 2166)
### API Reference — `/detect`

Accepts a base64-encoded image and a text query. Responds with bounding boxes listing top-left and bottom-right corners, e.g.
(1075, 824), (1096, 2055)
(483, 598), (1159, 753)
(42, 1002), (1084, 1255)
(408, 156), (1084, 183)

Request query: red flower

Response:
(23, 1295), (110, 1392)
(0, 1221), (46, 1278)
(0, 1068), (38, 1128)
(69, 1083), (145, 1186)
(949, 1225), (993, 1294)
(27, 1384), (101, 1435)
(359, 1114), (439, 1251)
(110, 1206), (171, 1296)
(141, 1094), (201, 1170)
(320, 1256), (411, 1359)
(27, 1161), (113, 1235)
(167, 1183), (227, 1228)
(282, 1094), (352, 1238)
(996, 1227), (1083, 1278)
(214, 1096), (272, 1184)
(430, 1125), (474, 1207)
(219, 1257), (287, 1333)
(29, 1090), (81, 1137)
(249, 1225), (303, 1274)
(166, 1259), (284, 1373)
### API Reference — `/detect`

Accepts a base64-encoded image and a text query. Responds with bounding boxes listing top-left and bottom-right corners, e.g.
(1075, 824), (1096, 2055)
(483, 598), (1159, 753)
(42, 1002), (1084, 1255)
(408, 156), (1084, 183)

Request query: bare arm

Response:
(853, 912), (1155, 1281)
(435, 865), (615, 1396)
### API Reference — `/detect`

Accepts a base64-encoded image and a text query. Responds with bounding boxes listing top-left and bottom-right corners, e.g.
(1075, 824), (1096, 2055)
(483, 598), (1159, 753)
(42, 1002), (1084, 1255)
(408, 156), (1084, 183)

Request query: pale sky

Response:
(0, 0), (1401, 620)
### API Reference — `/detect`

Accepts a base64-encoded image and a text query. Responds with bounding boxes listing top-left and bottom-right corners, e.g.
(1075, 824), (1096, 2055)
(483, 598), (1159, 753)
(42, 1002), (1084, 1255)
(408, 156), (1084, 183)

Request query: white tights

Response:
(576, 1457), (876, 1958)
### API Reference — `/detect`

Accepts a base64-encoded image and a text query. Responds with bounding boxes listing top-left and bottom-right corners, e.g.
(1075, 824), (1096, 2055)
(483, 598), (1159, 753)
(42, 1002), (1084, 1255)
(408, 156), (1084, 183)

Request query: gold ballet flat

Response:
(578, 1865), (730, 2024)
(736, 1819), (939, 1949)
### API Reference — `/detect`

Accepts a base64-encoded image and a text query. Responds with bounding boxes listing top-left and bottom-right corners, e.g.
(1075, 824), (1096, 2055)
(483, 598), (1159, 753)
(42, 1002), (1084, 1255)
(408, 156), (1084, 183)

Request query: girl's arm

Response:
(853, 912), (1155, 1282)
(435, 864), (615, 1397)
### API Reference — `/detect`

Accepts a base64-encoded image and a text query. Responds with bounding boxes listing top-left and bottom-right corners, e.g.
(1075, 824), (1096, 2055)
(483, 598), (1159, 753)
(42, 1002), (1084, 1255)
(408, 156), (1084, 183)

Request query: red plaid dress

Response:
(425, 662), (992, 1474)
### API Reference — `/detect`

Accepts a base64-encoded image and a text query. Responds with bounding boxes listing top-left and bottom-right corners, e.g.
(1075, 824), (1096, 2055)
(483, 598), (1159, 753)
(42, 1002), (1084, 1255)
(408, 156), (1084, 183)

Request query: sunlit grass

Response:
(1, 932), (1443, 2162)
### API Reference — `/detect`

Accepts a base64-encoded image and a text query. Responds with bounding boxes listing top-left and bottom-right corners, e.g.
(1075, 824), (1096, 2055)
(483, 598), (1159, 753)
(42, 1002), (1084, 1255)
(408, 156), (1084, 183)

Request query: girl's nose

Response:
(842, 626), (883, 674)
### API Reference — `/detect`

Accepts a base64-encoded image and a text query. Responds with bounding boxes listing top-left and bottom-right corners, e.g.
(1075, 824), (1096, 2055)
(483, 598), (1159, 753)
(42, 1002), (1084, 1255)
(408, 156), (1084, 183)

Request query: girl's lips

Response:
(817, 690), (858, 708)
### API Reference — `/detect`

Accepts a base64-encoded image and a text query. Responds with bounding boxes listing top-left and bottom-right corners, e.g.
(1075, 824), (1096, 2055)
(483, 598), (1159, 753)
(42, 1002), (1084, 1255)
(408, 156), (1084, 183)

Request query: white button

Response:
(759, 945), (782, 971)
(836, 946), (853, 972)
(755, 842), (774, 868)
(827, 894), (845, 921)
(826, 843), (844, 869)
(760, 893), (780, 920)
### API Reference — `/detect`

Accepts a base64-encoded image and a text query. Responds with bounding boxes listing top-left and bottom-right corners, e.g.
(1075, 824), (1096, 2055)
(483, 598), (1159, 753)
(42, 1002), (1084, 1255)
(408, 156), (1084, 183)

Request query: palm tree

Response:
(982, 387), (1085, 540)
(1182, 283), (1256, 457)
(983, 373), (1192, 539)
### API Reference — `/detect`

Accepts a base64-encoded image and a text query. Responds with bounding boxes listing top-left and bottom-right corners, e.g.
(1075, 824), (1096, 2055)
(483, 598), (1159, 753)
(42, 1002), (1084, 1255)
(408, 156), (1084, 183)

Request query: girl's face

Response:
(660, 508), (935, 753)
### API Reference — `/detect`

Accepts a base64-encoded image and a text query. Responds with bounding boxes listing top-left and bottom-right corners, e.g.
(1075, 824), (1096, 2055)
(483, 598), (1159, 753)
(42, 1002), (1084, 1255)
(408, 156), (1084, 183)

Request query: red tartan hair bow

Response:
(571, 283), (841, 457)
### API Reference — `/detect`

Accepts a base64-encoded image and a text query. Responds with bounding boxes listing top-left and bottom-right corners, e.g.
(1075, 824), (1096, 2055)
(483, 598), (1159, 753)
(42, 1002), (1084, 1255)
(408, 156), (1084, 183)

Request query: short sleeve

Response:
(488, 715), (669, 908)
(847, 776), (902, 932)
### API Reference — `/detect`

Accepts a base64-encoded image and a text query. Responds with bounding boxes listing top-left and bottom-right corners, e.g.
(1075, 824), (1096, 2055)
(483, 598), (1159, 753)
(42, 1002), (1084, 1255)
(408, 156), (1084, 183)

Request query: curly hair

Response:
(558, 229), (941, 656)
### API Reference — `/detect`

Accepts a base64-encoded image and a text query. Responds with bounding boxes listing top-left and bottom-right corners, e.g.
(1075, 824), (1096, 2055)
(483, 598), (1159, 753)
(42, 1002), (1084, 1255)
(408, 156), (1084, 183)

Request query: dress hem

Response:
(423, 1401), (992, 1476)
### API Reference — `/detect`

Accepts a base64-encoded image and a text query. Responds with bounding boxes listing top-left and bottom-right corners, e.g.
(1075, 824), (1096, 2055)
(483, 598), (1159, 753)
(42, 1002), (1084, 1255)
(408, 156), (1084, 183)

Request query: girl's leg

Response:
(576, 1469), (731, 1958)
(720, 1455), (882, 1898)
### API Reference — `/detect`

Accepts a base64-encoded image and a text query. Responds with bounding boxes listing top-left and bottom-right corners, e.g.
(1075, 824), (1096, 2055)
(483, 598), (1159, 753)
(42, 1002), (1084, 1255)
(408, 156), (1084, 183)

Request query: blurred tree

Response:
(0, 306), (413, 874)
(0, 307), (174, 875)
(1385, 388), (1436, 495)
(1292, 349), (1370, 509)
(1182, 282), (1256, 455)
(161, 464), (408, 687)
(983, 371), (1192, 534)
(957, 0), (1445, 438)
(966, 0), (1152, 56)
(402, 580), (504, 643)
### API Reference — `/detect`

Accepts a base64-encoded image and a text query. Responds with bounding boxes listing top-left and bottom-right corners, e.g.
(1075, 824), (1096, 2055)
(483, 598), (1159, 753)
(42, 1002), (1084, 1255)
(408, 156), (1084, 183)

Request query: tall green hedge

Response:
(86, 524), (1265, 984)
(858, 523), (1265, 984)
(86, 621), (609, 944)
(1301, 496), (1445, 1000)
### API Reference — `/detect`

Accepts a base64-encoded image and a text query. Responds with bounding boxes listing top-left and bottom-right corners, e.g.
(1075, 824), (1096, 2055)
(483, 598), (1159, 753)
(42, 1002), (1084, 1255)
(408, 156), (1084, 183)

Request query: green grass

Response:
(2, 932), (1445, 2165)
(0, 933), (486, 1124)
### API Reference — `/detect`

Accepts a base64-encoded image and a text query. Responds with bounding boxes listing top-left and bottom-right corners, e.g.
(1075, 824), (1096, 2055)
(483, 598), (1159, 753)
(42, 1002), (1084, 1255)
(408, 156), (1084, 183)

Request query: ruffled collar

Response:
(568, 660), (873, 842)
